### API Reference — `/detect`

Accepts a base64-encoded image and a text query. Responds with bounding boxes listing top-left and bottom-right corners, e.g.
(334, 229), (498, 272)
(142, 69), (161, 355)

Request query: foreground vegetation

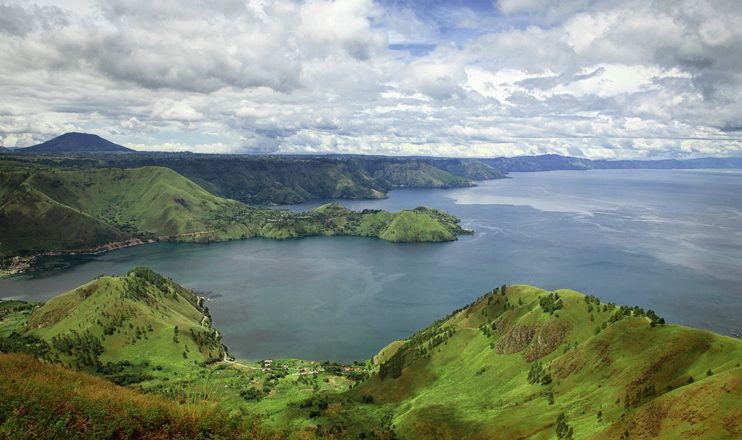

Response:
(0, 164), (469, 259)
(1, 270), (740, 439)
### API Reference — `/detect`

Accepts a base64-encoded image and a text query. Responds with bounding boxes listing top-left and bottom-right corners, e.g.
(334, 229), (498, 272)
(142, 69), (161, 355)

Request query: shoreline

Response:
(0, 220), (469, 279)
(0, 238), (151, 279)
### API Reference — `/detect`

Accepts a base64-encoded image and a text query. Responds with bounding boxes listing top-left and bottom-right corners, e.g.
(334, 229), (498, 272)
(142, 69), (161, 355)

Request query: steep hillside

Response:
(20, 132), (135, 154)
(426, 158), (506, 180)
(0, 166), (469, 257)
(1, 153), (504, 205)
(1, 274), (741, 439)
(354, 160), (474, 188)
(0, 353), (260, 439)
(24, 267), (223, 375)
(23, 166), (252, 238)
(360, 285), (742, 439)
(0, 166), (250, 256)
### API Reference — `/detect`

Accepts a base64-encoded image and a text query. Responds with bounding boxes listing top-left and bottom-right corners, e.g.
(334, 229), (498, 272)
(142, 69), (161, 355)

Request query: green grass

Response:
(357, 285), (742, 439)
(1, 274), (740, 439)
(1, 153), (503, 205)
(0, 167), (469, 258)
(0, 353), (267, 439)
(22, 268), (223, 378)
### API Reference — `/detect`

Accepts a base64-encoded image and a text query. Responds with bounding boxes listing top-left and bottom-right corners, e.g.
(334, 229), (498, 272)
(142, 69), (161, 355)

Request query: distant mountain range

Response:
(9, 132), (742, 172)
(19, 132), (135, 153)
(482, 153), (742, 172)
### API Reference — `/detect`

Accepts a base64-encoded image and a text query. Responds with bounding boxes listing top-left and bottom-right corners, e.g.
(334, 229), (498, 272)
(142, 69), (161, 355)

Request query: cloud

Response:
(0, 0), (740, 158)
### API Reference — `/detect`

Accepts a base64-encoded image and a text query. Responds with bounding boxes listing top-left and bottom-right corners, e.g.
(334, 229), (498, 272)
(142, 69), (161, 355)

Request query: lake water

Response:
(2, 169), (741, 361)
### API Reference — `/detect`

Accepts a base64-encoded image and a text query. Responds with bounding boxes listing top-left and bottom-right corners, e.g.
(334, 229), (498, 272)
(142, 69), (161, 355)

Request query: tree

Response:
(555, 413), (574, 440)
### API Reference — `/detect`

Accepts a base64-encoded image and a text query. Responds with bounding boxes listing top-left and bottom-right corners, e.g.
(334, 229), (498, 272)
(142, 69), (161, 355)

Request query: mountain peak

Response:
(22, 132), (135, 154)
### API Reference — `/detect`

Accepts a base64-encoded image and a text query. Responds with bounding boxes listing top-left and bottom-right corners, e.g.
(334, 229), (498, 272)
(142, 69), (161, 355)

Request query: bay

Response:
(2, 169), (741, 361)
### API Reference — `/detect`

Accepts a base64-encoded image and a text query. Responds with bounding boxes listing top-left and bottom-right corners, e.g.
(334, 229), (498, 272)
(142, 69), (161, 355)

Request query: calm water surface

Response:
(2, 169), (741, 361)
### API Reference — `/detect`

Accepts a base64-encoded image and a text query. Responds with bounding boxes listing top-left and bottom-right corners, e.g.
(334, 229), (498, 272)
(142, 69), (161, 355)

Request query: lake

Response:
(2, 169), (741, 361)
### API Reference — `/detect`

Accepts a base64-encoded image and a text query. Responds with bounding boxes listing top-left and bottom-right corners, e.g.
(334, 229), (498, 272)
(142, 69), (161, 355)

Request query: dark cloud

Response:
(0, 2), (68, 35)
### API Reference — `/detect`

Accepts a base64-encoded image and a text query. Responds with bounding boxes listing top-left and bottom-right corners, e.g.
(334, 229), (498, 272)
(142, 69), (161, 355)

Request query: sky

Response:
(1, 0), (741, 158)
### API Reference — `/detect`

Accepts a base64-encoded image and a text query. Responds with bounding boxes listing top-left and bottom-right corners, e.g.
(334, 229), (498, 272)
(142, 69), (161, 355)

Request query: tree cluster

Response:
(539, 292), (564, 314)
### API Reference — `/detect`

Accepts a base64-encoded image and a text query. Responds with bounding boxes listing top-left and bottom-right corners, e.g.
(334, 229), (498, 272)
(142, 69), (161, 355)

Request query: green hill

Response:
(0, 352), (262, 439)
(1, 153), (504, 205)
(24, 267), (223, 376)
(2, 274), (740, 439)
(261, 203), (469, 242)
(0, 166), (469, 258)
(360, 285), (742, 439)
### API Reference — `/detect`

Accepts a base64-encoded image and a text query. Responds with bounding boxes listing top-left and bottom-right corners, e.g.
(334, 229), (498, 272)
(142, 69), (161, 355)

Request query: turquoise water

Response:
(2, 169), (741, 361)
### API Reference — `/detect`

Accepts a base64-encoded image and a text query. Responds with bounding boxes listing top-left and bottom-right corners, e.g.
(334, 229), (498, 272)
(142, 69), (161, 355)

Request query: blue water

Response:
(1, 169), (741, 361)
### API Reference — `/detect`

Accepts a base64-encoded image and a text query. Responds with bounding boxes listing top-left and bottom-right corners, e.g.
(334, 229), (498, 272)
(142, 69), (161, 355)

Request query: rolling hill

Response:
(20, 132), (135, 154)
(0, 352), (261, 439)
(359, 285), (742, 439)
(0, 165), (469, 258)
(24, 267), (224, 373)
(0, 269), (267, 438)
(2, 272), (740, 439)
(1, 146), (505, 205)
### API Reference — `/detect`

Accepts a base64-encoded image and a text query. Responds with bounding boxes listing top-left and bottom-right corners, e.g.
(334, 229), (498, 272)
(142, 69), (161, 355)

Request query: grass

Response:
(0, 166), (469, 258)
(1, 274), (740, 439)
(21, 268), (223, 378)
(0, 352), (270, 439)
(1, 153), (503, 205)
(358, 285), (742, 439)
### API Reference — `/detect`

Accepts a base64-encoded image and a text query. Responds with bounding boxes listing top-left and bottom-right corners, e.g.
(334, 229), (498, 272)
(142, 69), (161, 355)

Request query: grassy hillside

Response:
(24, 166), (250, 238)
(1, 274), (741, 439)
(0, 166), (469, 258)
(0, 352), (264, 439)
(24, 267), (223, 377)
(261, 203), (469, 243)
(0, 171), (128, 256)
(359, 285), (742, 439)
(1, 153), (503, 205)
